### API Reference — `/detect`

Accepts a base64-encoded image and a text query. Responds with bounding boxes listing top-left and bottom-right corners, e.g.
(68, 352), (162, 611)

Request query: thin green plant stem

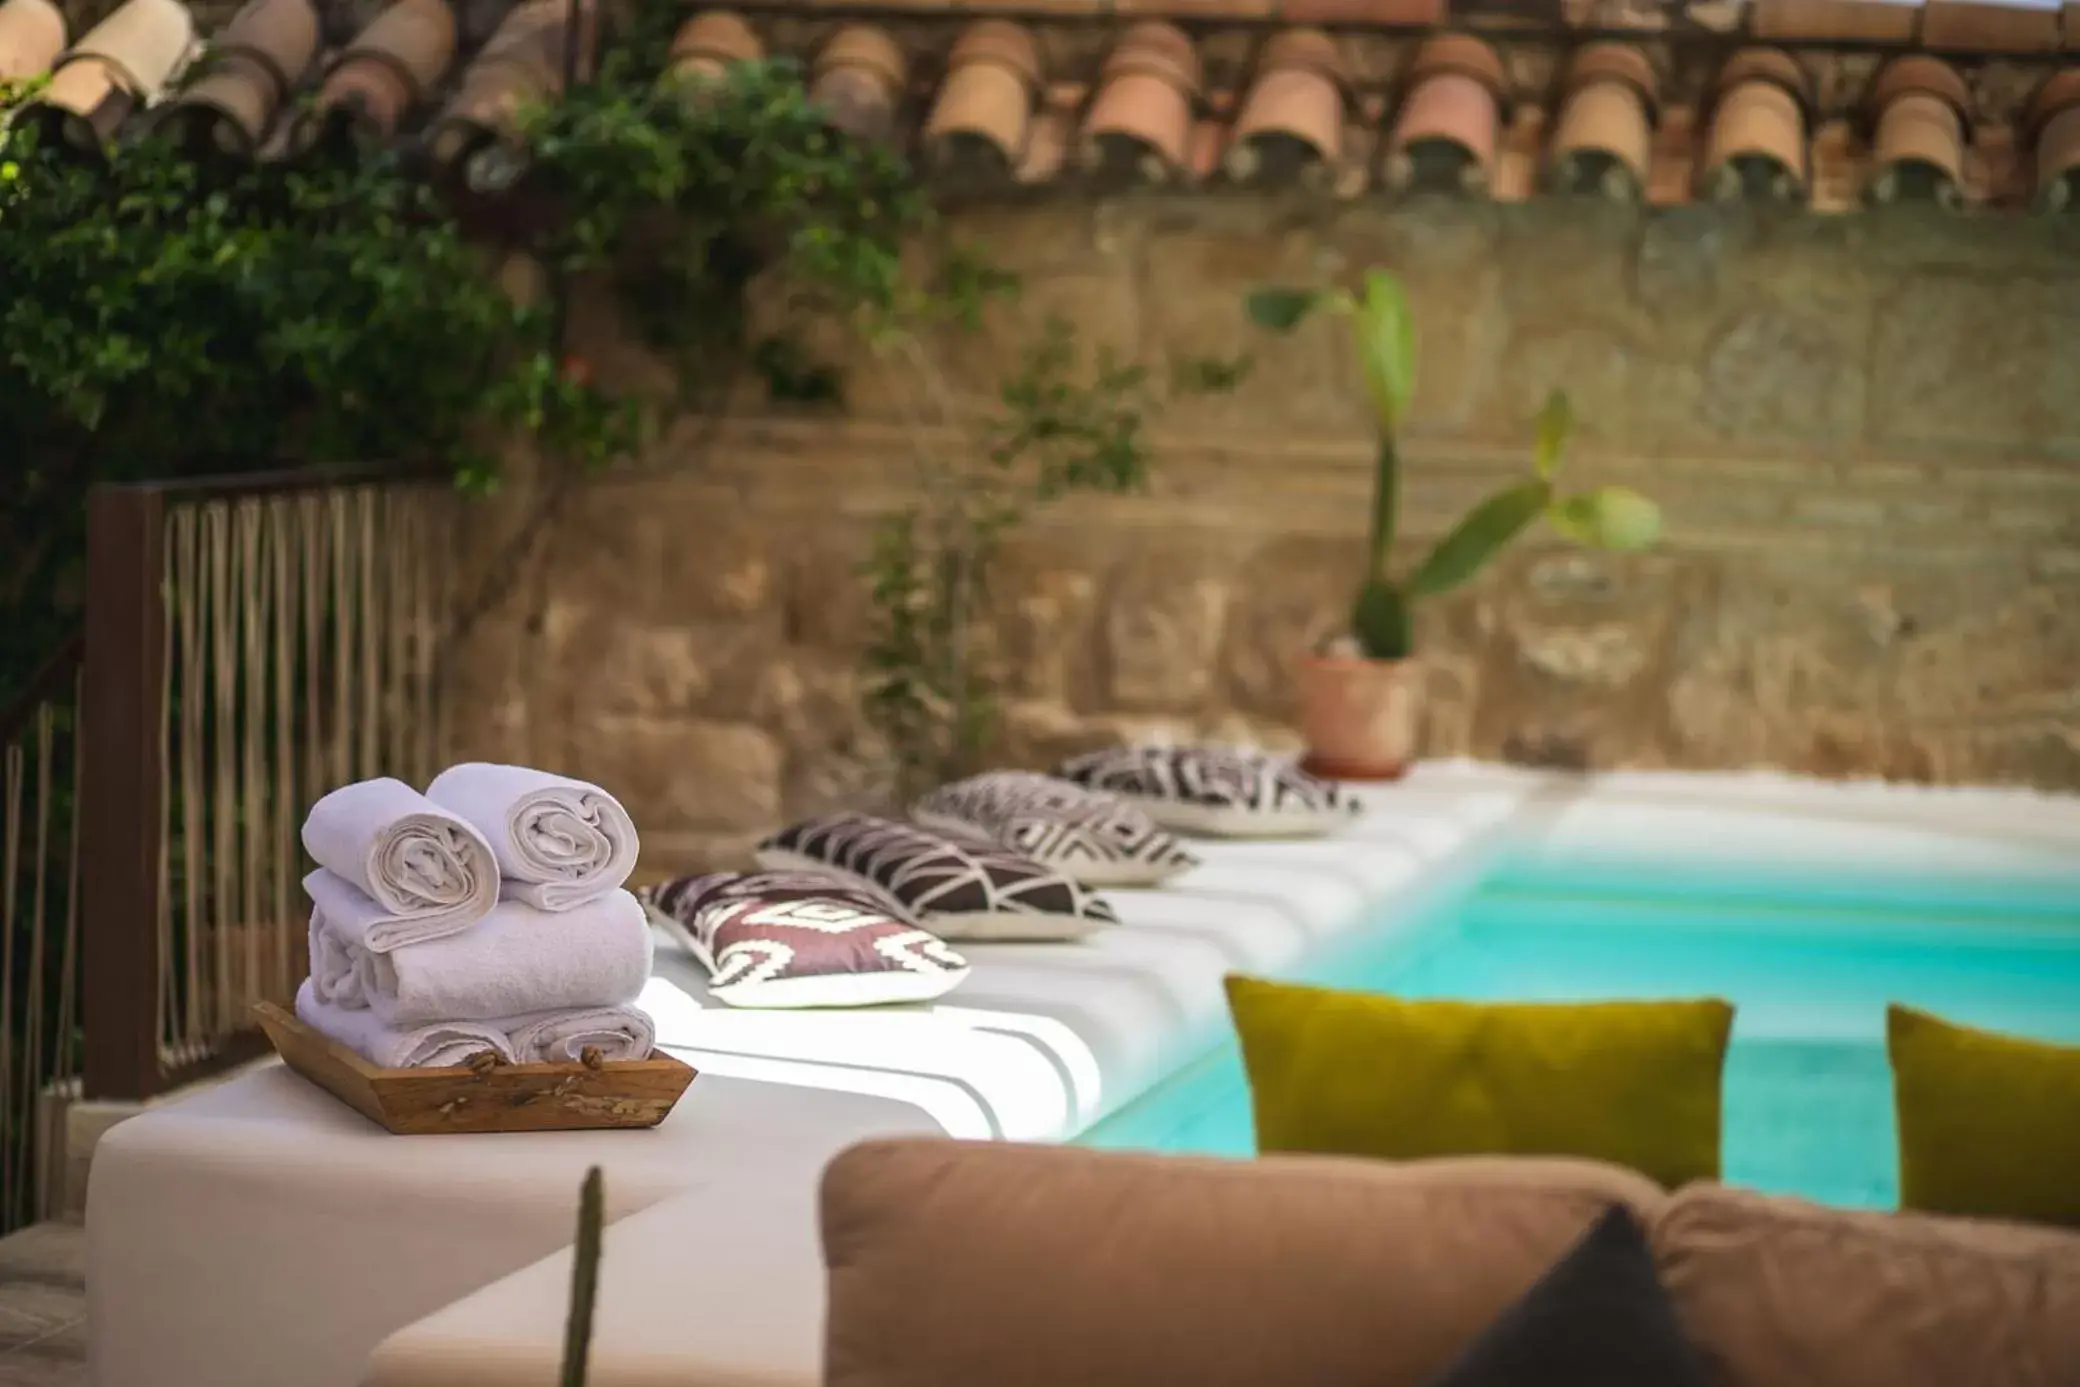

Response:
(558, 1166), (605, 1387)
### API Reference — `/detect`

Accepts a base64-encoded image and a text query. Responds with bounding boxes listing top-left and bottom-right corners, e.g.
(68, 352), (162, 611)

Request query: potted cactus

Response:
(1246, 270), (1663, 780)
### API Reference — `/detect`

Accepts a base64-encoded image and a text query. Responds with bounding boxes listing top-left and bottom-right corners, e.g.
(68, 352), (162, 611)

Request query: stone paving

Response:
(0, 1222), (84, 1386)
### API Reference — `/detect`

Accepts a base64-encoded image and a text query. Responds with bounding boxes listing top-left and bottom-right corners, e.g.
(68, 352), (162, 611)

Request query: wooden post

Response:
(79, 484), (167, 1102)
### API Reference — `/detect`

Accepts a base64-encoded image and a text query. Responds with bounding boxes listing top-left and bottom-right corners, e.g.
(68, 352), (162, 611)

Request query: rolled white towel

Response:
(300, 778), (498, 949)
(293, 978), (515, 1070)
(425, 763), (639, 911)
(506, 1004), (656, 1063)
(318, 889), (654, 1028)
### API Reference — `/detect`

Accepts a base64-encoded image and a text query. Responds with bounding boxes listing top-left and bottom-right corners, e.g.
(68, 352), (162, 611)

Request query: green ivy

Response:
(0, 95), (602, 699)
(518, 36), (1009, 405)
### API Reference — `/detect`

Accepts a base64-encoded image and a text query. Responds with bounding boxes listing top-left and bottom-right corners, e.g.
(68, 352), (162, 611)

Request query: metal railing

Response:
(0, 636), (84, 1233)
(79, 465), (464, 1102)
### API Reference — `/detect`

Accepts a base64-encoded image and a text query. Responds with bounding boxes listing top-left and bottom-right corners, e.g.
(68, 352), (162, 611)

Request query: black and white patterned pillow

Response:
(640, 871), (968, 1009)
(912, 771), (1199, 887)
(1054, 745), (1362, 839)
(754, 813), (1117, 941)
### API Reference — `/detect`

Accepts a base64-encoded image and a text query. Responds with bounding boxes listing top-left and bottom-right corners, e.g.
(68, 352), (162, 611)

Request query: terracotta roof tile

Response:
(0, 0), (68, 83)
(10, 0), (2080, 214)
(21, 0), (193, 149)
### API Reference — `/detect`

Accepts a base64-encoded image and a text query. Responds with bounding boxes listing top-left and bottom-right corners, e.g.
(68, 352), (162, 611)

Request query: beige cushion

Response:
(820, 1137), (1667, 1387)
(1653, 1183), (2080, 1387)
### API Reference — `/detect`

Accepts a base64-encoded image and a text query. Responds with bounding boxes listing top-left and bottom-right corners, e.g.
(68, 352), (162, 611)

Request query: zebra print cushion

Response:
(640, 870), (968, 1009)
(1054, 746), (1362, 839)
(755, 813), (1118, 941)
(912, 771), (1198, 887)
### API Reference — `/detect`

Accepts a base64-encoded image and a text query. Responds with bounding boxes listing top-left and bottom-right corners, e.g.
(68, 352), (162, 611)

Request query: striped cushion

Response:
(755, 813), (1117, 941)
(1055, 746), (1360, 839)
(913, 771), (1197, 887)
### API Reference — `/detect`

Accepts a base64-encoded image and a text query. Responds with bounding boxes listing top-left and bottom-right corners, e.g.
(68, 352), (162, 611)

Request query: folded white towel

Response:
(294, 978), (515, 1069)
(316, 889), (653, 1028)
(300, 778), (498, 950)
(305, 866), (485, 957)
(307, 908), (370, 1010)
(425, 763), (640, 911)
(507, 1004), (655, 1063)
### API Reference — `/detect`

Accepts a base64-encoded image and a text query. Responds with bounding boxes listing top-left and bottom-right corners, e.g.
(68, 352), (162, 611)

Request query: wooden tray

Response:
(254, 1002), (697, 1135)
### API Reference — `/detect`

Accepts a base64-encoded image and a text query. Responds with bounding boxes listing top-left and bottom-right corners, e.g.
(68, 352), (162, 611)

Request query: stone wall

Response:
(450, 197), (2080, 878)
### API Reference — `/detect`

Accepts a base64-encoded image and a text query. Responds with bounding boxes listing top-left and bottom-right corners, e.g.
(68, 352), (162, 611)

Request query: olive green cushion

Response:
(1224, 975), (1734, 1190)
(1889, 1004), (2080, 1228)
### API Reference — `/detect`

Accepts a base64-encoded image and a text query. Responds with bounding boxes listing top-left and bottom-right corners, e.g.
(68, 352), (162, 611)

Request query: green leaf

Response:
(1405, 479), (1552, 598)
(1244, 287), (1321, 332)
(1547, 485), (1664, 552)
(1350, 578), (1412, 661)
(1354, 270), (1415, 435)
(1533, 389), (1573, 479)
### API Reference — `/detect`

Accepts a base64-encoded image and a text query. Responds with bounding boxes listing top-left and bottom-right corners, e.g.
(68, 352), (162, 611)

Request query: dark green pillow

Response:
(1421, 1205), (1711, 1387)
(1225, 974), (1734, 1189)
(1889, 1004), (2080, 1228)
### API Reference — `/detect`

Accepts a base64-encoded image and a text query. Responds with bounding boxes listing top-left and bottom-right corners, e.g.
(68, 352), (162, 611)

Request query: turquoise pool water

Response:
(1079, 855), (2080, 1208)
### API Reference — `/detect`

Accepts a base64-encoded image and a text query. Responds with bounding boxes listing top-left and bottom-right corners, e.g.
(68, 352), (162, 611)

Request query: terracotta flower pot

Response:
(1383, 33), (1506, 196)
(1546, 42), (1658, 201)
(0, 0), (65, 82)
(664, 10), (759, 86)
(32, 0), (193, 149)
(924, 20), (1041, 183)
(1296, 656), (1420, 783)
(295, 0), (456, 155)
(164, 0), (319, 156)
(1697, 48), (1812, 204)
(1080, 21), (1200, 186)
(1866, 56), (1969, 210)
(811, 24), (906, 145)
(2027, 70), (2080, 213)
(1225, 28), (1348, 189)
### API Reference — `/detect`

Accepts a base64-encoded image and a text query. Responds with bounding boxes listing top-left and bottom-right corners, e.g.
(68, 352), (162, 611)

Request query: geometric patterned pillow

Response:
(640, 870), (969, 1009)
(1054, 745), (1362, 839)
(754, 813), (1118, 941)
(912, 771), (1198, 887)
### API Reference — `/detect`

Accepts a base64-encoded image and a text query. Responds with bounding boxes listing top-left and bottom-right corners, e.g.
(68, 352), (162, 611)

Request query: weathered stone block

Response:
(1218, 533), (1364, 720)
(1700, 310), (1865, 445)
(567, 716), (783, 835)
(1870, 277), (2047, 450)
(1101, 539), (1237, 712)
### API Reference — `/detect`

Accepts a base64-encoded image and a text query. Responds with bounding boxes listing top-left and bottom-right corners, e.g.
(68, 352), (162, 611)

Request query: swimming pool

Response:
(1078, 853), (2080, 1208)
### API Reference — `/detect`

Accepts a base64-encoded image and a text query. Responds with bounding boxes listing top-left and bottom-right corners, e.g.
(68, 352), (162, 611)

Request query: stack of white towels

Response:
(294, 763), (656, 1069)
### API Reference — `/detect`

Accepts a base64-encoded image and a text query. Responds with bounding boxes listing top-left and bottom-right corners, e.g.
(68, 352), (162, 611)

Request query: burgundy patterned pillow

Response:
(641, 870), (968, 1009)
(755, 812), (1118, 941)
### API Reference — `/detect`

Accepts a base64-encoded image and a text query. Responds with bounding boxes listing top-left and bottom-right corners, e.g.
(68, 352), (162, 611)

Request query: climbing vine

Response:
(863, 325), (1250, 801)
(516, 18), (1011, 407)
